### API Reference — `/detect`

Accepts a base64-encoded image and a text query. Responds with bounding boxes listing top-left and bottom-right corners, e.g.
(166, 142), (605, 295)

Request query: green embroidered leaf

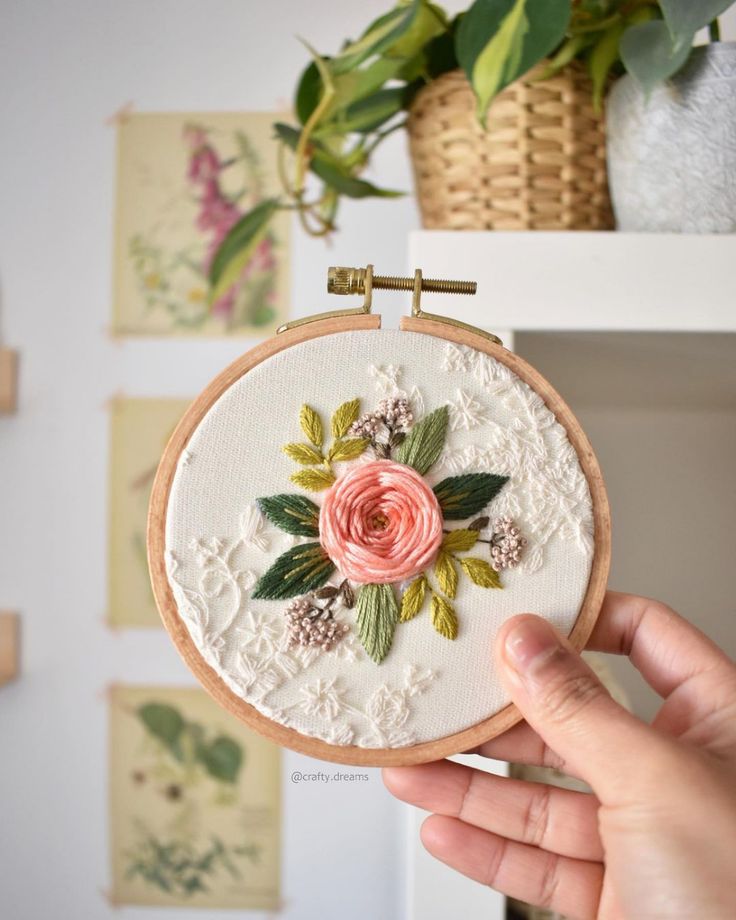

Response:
(460, 557), (502, 589)
(442, 528), (479, 553)
(282, 442), (323, 465)
(290, 468), (336, 491)
(327, 437), (370, 462)
(434, 550), (458, 599)
(256, 494), (320, 537)
(356, 583), (399, 664)
(431, 593), (458, 640)
(434, 473), (509, 520)
(252, 542), (335, 599)
(331, 398), (361, 439)
(300, 404), (323, 448)
(395, 405), (449, 475)
(399, 574), (427, 622)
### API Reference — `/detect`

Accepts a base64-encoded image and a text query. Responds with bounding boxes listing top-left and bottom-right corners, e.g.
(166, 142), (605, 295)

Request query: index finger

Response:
(587, 591), (736, 699)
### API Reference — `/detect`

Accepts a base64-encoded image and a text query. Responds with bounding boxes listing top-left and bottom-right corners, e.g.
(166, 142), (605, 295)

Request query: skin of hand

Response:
(383, 591), (736, 919)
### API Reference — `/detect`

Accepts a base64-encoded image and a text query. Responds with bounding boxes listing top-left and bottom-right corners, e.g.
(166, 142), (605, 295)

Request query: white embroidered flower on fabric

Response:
(239, 503), (270, 552)
(448, 388), (492, 431)
(368, 363), (403, 393)
(299, 677), (345, 720)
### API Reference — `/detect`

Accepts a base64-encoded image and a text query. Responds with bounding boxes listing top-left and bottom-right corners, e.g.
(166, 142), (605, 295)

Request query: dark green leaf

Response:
(274, 122), (403, 198)
(308, 158), (404, 199)
(434, 472), (509, 520)
(207, 198), (280, 305)
(456, 0), (571, 122)
(252, 543), (334, 599)
(197, 736), (243, 784)
(320, 87), (406, 135)
(395, 405), (449, 474)
(620, 19), (692, 94)
(138, 703), (185, 761)
(330, 0), (421, 75)
(295, 59), (326, 125)
(257, 494), (321, 537)
(356, 583), (399, 663)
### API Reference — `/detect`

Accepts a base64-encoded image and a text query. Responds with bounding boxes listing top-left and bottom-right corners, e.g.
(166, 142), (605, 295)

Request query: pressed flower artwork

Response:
(113, 112), (289, 336)
(162, 330), (596, 749)
(253, 396), (526, 663)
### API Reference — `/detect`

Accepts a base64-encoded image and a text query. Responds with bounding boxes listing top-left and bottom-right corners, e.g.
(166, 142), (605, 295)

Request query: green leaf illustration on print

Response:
(356, 583), (399, 663)
(253, 542), (335, 599)
(138, 703), (186, 761)
(257, 493), (321, 537)
(395, 404), (449, 474)
(433, 472), (509, 520)
(197, 736), (243, 784)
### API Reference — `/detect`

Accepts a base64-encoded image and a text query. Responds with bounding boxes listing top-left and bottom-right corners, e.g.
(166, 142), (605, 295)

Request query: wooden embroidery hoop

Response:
(148, 268), (610, 767)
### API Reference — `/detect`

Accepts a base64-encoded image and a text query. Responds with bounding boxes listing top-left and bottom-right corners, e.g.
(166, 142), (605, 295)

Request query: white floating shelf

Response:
(409, 231), (736, 333)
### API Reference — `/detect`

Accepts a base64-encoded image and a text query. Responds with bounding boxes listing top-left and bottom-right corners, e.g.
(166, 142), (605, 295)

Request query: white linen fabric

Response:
(165, 330), (595, 748)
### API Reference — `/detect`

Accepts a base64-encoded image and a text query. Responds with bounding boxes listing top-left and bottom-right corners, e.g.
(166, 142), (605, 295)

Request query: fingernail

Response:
(503, 617), (561, 673)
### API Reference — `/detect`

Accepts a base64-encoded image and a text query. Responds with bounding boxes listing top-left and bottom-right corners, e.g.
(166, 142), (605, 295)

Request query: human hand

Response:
(383, 591), (736, 919)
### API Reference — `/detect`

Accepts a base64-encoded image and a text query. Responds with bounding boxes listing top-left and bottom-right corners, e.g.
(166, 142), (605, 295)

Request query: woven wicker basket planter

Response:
(407, 63), (614, 231)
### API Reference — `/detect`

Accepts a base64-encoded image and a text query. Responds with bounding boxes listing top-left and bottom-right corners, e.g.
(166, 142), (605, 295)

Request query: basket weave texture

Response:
(407, 63), (614, 231)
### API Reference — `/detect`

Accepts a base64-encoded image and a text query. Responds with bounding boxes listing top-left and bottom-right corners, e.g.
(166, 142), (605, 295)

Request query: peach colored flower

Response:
(319, 460), (444, 584)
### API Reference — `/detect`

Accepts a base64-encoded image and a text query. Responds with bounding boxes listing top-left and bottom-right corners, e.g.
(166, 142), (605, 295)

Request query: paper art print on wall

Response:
(108, 398), (191, 628)
(113, 112), (289, 336)
(109, 685), (280, 910)
(148, 279), (610, 766)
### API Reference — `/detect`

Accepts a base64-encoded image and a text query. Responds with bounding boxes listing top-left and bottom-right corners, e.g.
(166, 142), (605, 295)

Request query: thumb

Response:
(495, 614), (666, 800)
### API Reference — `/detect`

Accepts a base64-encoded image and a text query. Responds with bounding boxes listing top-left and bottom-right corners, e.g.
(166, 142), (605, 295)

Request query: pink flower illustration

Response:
(319, 460), (444, 585)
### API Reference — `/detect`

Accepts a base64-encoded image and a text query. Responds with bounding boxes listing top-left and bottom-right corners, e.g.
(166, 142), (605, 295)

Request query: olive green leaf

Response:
(433, 472), (509, 520)
(327, 437), (370, 462)
(299, 404), (323, 447)
(207, 198), (280, 306)
(256, 494), (321, 537)
(459, 556), (502, 588)
(431, 593), (458, 640)
(589, 22), (624, 113)
(282, 442), (324, 465)
(252, 542), (335, 599)
(331, 398), (361, 438)
(442, 528), (479, 553)
(434, 550), (458, 599)
(290, 468), (336, 491)
(395, 405), (449, 475)
(356, 583), (399, 663)
(400, 574), (428, 622)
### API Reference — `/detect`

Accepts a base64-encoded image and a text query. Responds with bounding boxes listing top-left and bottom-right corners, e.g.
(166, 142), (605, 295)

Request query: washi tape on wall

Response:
(148, 265), (610, 766)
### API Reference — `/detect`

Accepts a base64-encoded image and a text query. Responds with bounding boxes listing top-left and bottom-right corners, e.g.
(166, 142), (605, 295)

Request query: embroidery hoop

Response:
(148, 268), (610, 766)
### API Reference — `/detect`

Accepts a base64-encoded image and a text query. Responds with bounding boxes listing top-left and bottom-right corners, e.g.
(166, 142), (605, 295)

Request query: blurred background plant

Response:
(208, 0), (734, 301)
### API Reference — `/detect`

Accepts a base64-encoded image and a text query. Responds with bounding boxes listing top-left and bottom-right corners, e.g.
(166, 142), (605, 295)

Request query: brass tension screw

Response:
(328, 266), (477, 297)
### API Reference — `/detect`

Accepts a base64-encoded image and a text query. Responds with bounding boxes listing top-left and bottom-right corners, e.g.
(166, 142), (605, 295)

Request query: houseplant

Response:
(209, 0), (734, 304)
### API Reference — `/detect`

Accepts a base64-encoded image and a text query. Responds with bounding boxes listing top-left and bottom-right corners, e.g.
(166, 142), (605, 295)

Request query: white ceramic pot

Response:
(606, 41), (736, 232)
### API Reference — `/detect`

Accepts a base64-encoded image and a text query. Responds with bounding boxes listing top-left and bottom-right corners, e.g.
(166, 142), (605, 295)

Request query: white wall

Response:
(0, 2), (421, 919)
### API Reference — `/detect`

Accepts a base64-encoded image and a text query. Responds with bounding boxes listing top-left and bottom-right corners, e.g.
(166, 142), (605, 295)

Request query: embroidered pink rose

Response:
(253, 398), (519, 664)
(319, 460), (444, 584)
